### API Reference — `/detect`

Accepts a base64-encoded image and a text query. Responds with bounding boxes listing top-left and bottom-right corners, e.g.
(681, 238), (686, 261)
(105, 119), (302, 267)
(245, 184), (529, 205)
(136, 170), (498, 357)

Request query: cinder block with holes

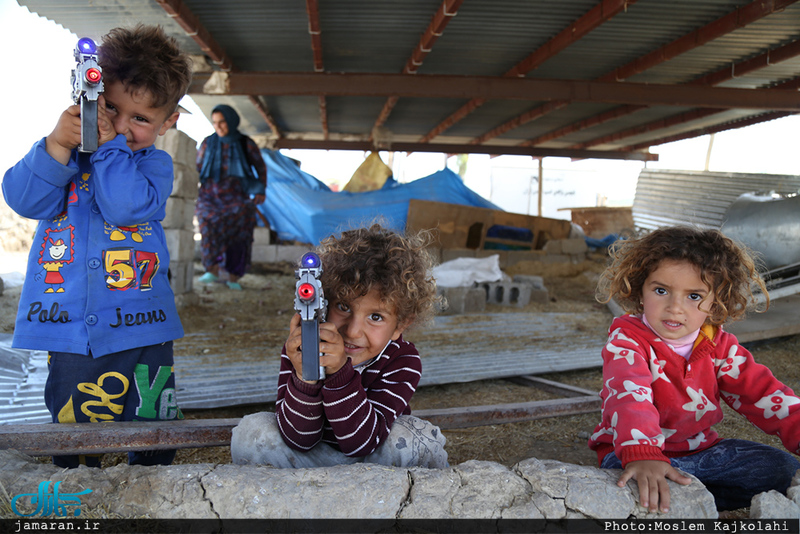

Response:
(482, 282), (532, 308)
(437, 286), (486, 315)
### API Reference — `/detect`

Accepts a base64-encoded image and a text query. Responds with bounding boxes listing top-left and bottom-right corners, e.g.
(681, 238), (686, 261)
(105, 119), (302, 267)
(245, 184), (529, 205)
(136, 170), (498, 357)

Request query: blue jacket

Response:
(2, 135), (184, 357)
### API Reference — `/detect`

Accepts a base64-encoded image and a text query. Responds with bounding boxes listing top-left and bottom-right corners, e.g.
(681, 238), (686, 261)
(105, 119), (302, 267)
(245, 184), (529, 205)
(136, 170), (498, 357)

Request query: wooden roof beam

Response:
(418, 0), (636, 144)
(271, 138), (658, 162)
(579, 76), (800, 150)
(155, 0), (282, 138)
(305, 0), (328, 139)
(540, 37), (800, 149)
(621, 111), (795, 152)
(371, 0), (464, 138)
(196, 71), (800, 111)
(472, 0), (799, 147)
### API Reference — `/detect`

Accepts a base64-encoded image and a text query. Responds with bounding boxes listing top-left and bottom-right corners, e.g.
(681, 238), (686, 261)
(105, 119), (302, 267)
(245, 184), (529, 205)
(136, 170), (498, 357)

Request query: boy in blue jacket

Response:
(2, 24), (191, 468)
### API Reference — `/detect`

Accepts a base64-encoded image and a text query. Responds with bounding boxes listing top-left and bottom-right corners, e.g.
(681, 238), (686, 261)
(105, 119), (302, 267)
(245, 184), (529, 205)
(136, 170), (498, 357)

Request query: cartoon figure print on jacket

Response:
(7, 137), (183, 358)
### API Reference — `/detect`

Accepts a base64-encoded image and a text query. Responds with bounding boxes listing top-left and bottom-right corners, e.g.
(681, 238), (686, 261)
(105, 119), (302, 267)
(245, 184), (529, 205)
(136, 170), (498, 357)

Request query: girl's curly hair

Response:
(596, 226), (768, 325)
(316, 224), (440, 329)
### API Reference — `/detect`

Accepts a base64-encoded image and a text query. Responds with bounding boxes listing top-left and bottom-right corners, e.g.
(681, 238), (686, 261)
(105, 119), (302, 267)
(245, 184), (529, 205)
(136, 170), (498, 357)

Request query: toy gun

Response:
(71, 37), (104, 153)
(294, 252), (327, 381)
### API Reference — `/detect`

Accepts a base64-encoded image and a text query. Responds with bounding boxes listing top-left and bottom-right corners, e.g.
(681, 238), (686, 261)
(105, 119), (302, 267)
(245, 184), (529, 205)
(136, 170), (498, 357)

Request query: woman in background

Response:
(196, 104), (267, 290)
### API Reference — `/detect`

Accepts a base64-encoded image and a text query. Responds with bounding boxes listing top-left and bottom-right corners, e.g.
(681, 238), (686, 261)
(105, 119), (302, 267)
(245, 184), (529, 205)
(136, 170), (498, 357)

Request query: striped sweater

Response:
(275, 335), (422, 456)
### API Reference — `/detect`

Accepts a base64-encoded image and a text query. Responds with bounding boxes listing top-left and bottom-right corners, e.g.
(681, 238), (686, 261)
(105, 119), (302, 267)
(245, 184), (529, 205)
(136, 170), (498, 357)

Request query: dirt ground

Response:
(2, 235), (799, 477)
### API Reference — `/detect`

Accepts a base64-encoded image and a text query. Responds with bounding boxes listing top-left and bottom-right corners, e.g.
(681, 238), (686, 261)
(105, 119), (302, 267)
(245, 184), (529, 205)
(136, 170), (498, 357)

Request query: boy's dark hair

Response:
(596, 226), (768, 325)
(317, 224), (440, 329)
(98, 24), (192, 116)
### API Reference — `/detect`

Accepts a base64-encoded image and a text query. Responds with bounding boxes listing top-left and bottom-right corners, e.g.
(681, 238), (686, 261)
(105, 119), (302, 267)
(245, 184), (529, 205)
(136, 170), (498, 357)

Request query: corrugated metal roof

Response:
(15, 0), (800, 160)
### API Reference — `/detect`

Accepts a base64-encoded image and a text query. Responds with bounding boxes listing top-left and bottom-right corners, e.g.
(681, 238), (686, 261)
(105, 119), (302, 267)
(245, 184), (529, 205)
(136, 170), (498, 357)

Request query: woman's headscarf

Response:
(198, 104), (254, 183)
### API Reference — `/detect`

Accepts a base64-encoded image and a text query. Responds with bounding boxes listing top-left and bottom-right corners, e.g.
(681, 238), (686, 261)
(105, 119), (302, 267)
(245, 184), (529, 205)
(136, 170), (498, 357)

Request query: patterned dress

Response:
(195, 136), (267, 276)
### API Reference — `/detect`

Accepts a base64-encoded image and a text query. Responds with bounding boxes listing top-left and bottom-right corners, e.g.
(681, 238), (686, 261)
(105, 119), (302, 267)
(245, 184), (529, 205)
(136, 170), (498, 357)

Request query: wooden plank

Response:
(413, 395), (601, 430)
(0, 396), (602, 454)
(406, 199), (571, 250)
(727, 294), (800, 343)
(507, 375), (598, 398)
(0, 418), (240, 456)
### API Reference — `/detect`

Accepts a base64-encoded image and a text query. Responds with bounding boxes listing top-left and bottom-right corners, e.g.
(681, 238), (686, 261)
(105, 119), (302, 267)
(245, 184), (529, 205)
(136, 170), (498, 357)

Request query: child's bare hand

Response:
(45, 105), (82, 164)
(285, 313), (309, 381)
(96, 95), (118, 146)
(318, 322), (346, 375)
(617, 460), (692, 513)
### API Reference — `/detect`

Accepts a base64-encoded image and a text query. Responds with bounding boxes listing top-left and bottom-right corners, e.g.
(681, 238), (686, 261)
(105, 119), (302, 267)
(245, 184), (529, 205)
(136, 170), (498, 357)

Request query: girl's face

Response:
(326, 288), (406, 367)
(641, 259), (714, 341)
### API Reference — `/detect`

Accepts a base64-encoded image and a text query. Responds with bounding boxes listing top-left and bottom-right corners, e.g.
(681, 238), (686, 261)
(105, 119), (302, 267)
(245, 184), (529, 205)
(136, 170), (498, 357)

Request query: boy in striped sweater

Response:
(232, 224), (448, 468)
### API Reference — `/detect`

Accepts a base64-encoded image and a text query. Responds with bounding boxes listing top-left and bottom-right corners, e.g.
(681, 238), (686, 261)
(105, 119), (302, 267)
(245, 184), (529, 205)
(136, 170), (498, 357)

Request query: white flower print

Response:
(686, 431), (707, 450)
(621, 428), (664, 448)
(720, 390), (742, 410)
(715, 345), (747, 380)
(682, 386), (717, 421)
(606, 328), (639, 365)
(661, 427), (677, 442)
(617, 380), (653, 403)
(649, 346), (671, 384)
(755, 390), (800, 420)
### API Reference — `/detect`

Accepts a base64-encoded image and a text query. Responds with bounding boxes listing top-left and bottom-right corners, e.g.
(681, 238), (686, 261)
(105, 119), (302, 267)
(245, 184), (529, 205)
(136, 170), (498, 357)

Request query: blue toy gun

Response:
(71, 37), (104, 153)
(294, 252), (327, 381)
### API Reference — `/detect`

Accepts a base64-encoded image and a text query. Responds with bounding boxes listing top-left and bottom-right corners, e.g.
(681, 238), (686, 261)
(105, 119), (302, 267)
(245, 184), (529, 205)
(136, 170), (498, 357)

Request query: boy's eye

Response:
(336, 302), (350, 312)
(654, 287), (667, 296)
(369, 313), (383, 322)
(134, 116), (149, 123)
(105, 103), (117, 113)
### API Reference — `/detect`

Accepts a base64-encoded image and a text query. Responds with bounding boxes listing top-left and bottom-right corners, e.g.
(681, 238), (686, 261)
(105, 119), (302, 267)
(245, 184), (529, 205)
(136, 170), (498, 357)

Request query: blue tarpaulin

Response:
(257, 150), (499, 245)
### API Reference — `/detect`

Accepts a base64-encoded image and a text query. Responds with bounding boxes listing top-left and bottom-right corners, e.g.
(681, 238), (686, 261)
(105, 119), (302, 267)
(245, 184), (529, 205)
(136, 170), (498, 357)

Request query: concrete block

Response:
(426, 247), (442, 265)
(163, 197), (194, 230)
(512, 274), (545, 291)
(275, 245), (313, 264)
(543, 240), (563, 254)
(164, 229), (195, 263)
(251, 244), (277, 263)
(482, 282), (531, 308)
(155, 129), (198, 167)
(540, 254), (572, 264)
(172, 166), (200, 200)
(507, 250), (545, 266)
(441, 248), (476, 262)
(168, 260), (193, 295)
(476, 249), (509, 268)
(253, 226), (271, 246)
(530, 288), (550, 303)
(437, 286), (486, 315)
(561, 238), (588, 255)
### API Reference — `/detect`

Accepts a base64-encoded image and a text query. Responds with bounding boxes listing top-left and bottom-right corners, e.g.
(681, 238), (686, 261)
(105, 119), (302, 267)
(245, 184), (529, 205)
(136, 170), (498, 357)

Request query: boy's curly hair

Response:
(98, 24), (192, 116)
(596, 226), (768, 325)
(316, 224), (440, 329)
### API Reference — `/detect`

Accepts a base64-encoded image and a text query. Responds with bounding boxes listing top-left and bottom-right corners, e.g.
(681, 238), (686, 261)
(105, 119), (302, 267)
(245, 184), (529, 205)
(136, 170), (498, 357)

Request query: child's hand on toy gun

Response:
(96, 95), (119, 147)
(46, 106), (83, 165)
(286, 315), (347, 383)
(617, 460), (692, 513)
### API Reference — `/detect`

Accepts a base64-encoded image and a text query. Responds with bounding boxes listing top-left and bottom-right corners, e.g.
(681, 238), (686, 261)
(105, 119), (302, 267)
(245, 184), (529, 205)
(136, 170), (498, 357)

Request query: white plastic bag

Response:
(433, 255), (504, 288)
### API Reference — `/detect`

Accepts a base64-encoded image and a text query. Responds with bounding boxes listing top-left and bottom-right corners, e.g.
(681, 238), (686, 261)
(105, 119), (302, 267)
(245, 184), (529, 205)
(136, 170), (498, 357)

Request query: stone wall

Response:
(154, 129), (199, 307)
(0, 450), (722, 520)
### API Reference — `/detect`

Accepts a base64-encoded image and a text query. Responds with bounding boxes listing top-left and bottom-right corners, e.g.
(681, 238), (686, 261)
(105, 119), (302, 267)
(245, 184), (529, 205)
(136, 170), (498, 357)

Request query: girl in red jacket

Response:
(589, 226), (800, 513)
